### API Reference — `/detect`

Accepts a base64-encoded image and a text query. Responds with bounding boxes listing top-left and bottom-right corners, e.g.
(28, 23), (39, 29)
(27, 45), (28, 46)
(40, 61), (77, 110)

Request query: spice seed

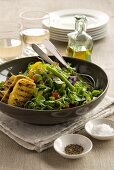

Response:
(64, 144), (84, 155)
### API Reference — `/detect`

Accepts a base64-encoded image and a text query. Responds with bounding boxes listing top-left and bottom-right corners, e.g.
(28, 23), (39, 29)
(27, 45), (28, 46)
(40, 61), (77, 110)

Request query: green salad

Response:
(0, 61), (103, 110)
(23, 61), (102, 110)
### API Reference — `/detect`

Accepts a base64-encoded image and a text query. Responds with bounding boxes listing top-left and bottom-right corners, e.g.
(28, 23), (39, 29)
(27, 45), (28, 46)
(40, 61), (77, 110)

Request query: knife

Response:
(43, 39), (68, 68)
(32, 44), (54, 64)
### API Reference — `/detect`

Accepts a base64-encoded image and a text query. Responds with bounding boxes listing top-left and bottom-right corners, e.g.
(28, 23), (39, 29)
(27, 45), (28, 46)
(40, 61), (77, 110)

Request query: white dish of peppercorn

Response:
(53, 134), (93, 159)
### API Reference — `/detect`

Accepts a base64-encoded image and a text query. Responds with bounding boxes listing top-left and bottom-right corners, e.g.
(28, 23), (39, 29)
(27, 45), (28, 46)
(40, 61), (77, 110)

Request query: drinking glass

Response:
(0, 22), (22, 63)
(19, 10), (50, 56)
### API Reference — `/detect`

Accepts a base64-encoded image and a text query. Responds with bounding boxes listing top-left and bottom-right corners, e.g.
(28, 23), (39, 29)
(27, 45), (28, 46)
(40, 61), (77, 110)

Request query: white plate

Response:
(50, 25), (108, 35)
(50, 35), (107, 42)
(50, 28), (107, 38)
(49, 23), (108, 34)
(85, 118), (114, 140)
(44, 9), (109, 31)
(53, 134), (93, 159)
(50, 30), (107, 42)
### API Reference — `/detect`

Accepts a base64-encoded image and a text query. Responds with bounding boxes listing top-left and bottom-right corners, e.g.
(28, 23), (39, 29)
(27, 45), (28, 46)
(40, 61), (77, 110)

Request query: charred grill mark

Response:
(17, 87), (33, 92)
(8, 86), (14, 93)
(16, 93), (31, 99)
(17, 92), (32, 97)
(17, 88), (30, 93)
(18, 82), (34, 88)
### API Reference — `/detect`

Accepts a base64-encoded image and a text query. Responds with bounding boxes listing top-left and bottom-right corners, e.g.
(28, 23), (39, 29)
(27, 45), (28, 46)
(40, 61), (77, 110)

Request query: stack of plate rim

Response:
(43, 9), (109, 42)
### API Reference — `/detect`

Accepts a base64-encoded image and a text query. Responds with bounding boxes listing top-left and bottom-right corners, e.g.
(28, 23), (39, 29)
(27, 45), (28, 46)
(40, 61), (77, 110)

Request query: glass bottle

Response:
(66, 15), (93, 61)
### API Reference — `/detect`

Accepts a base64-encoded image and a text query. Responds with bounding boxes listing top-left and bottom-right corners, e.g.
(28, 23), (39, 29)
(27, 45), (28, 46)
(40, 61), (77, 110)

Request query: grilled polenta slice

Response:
(8, 78), (36, 107)
(1, 75), (33, 103)
(3, 75), (16, 91)
(1, 75), (18, 103)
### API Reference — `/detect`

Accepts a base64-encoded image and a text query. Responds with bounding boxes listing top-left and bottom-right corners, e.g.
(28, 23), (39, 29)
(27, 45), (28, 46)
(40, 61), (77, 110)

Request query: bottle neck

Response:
(75, 19), (86, 34)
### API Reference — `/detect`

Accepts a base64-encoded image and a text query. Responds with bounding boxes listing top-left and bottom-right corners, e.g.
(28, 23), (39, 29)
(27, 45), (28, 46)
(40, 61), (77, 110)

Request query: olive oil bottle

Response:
(66, 15), (93, 61)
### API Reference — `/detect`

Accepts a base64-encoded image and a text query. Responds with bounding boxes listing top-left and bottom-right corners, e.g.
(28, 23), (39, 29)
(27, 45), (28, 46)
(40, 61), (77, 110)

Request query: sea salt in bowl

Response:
(85, 118), (114, 140)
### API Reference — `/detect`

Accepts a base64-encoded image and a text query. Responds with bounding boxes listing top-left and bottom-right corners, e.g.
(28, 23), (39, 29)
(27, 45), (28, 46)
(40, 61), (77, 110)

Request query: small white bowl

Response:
(85, 118), (114, 140)
(53, 134), (93, 159)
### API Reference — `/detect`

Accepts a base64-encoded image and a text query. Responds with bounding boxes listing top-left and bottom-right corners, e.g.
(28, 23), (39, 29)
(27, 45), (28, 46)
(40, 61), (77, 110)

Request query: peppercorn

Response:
(64, 144), (84, 155)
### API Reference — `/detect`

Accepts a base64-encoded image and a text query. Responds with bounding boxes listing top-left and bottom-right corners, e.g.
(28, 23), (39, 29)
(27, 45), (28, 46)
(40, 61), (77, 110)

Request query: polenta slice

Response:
(1, 85), (14, 103)
(1, 74), (34, 103)
(8, 78), (36, 107)
(3, 75), (16, 91)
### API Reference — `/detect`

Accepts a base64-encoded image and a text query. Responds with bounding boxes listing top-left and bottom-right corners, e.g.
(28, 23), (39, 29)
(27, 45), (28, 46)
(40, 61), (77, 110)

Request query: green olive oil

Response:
(66, 15), (93, 62)
(66, 46), (92, 61)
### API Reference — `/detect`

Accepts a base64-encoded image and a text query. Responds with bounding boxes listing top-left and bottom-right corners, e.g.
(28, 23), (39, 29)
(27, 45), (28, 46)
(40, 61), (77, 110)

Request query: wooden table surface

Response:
(0, 0), (114, 169)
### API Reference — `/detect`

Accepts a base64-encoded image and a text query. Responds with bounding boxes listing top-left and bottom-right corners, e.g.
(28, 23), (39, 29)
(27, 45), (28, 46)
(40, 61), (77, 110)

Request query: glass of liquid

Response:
(19, 10), (50, 56)
(0, 22), (22, 63)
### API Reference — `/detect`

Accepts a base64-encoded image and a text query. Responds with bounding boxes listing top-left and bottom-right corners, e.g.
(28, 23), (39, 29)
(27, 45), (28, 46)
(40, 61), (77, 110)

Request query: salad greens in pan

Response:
(0, 61), (103, 110)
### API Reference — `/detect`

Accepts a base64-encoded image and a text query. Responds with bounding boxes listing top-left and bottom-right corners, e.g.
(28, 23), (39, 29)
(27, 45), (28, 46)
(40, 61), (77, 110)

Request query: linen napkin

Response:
(0, 96), (114, 152)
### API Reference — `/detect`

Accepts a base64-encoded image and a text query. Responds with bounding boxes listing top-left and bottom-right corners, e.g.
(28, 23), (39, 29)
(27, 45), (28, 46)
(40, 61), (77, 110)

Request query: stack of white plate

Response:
(43, 9), (109, 42)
